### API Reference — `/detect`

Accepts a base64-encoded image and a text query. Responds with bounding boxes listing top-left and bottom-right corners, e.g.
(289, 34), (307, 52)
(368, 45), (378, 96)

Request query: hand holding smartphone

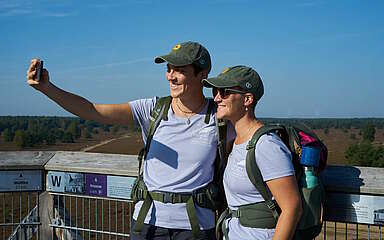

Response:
(35, 60), (44, 82)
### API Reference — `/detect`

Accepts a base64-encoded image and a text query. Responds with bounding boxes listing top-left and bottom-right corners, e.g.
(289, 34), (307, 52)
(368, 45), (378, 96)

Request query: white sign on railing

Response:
(325, 192), (384, 225)
(0, 170), (42, 192)
(107, 175), (136, 199)
(47, 170), (137, 199)
(47, 171), (85, 193)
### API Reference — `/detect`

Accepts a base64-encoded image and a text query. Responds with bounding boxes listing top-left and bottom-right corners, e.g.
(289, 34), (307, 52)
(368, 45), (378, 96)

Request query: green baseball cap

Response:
(202, 65), (264, 102)
(154, 41), (211, 73)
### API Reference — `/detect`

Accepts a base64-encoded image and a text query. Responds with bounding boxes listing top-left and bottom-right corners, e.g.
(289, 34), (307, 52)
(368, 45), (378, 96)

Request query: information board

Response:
(325, 192), (384, 225)
(47, 171), (137, 200)
(107, 175), (137, 199)
(0, 170), (42, 192)
(47, 171), (85, 193)
(85, 174), (107, 197)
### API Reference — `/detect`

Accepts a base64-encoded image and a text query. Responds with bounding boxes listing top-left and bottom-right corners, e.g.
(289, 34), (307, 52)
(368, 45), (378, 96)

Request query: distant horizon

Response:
(2, 115), (384, 120)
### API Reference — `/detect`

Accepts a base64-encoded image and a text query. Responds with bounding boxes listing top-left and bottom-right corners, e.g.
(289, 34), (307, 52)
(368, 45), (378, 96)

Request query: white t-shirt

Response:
(223, 133), (294, 239)
(130, 97), (234, 230)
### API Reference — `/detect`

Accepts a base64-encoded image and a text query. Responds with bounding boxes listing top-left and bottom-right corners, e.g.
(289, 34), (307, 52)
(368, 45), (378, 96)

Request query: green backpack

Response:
(217, 123), (327, 240)
(131, 96), (228, 238)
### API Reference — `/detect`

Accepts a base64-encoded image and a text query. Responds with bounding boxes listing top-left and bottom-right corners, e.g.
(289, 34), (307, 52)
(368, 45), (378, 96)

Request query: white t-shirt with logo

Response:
(223, 133), (294, 239)
(130, 97), (234, 230)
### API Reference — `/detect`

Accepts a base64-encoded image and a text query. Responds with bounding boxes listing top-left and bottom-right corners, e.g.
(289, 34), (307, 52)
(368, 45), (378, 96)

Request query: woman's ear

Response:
(244, 93), (254, 107)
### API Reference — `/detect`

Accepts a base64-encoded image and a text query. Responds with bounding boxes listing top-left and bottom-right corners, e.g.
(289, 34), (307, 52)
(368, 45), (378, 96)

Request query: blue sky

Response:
(0, 0), (383, 118)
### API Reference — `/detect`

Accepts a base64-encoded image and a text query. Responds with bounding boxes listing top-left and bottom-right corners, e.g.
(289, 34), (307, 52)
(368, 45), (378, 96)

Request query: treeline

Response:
(2, 117), (384, 167)
(0, 116), (132, 148)
(261, 118), (384, 130)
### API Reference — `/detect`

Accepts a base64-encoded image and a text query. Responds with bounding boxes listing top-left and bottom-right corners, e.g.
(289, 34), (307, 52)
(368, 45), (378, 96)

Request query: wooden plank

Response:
(0, 151), (54, 170)
(44, 151), (139, 176)
(321, 165), (384, 195)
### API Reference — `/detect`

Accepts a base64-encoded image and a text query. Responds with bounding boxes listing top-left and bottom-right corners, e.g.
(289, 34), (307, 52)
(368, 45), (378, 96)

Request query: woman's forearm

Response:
(272, 204), (302, 240)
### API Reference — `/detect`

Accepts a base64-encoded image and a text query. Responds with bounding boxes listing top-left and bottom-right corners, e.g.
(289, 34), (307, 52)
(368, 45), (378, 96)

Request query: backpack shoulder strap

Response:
(213, 99), (228, 212)
(246, 124), (286, 219)
(216, 119), (227, 164)
(137, 96), (172, 175)
(146, 96), (171, 148)
(205, 98), (215, 124)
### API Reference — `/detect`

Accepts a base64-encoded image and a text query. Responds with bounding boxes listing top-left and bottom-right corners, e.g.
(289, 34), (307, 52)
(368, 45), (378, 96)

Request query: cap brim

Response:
(202, 77), (239, 89)
(154, 54), (192, 66)
(154, 56), (166, 64)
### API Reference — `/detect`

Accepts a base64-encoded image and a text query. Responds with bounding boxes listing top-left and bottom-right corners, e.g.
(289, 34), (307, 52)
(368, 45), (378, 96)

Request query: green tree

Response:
(68, 121), (81, 139)
(350, 133), (356, 140)
(46, 133), (57, 145)
(1, 128), (13, 142)
(27, 119), (39, 133)
(85, 130), (92, 139)
(345, 142), (384, 167)
(55, 129), (64, 140)
(13, 130), (26, 148)
(23, 131), (35, 147)
(362, 122), (375, 142)
(371, 147), (384, 167)
(62, 132), (74, 143)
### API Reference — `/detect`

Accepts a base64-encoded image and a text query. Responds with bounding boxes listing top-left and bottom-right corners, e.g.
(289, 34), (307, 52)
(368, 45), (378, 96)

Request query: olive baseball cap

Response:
(154, 41), (211, 73)
(202, 65), (264, 102)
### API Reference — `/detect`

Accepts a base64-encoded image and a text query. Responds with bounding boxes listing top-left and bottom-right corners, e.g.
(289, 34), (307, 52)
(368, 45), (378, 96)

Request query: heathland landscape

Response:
(1, 116), (383, 166)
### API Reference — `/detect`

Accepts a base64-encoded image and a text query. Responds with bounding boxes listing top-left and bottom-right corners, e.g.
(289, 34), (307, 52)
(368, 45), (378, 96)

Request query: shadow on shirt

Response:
(146, 139), (179, 169)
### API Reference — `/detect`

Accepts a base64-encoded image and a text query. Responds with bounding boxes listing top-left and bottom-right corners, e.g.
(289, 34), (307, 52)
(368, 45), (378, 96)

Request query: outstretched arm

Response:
(267, 175), (302, 240)
(27, 59), (134, 126)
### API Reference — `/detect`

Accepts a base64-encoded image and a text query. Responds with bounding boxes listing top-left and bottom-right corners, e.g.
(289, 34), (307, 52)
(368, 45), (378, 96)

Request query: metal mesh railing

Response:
(0, 192), (41, 240)
(317, 221), (383, 240)
(2, 191), (384, 240)
(49, 193), (133, 240)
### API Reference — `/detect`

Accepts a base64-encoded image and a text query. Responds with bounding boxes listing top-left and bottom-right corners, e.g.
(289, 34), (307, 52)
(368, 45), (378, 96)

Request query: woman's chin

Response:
(216, 112), (227, 120)
(169, 91), (180, 98)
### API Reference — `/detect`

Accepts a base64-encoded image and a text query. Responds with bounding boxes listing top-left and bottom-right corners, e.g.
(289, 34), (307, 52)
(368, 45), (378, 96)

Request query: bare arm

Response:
(267, 176), (302, 240)
(27, 59), (134, 126)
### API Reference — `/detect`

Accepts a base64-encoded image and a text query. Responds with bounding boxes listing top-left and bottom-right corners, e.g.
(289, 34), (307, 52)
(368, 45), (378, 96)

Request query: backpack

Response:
(131, 96), (228, 238)
(216, 123), (327, 240)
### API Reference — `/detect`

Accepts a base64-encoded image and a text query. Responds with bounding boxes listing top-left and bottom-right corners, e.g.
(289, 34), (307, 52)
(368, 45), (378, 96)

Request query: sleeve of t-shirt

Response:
(255, 133), (295, 181)
(129, 97), (157, 144)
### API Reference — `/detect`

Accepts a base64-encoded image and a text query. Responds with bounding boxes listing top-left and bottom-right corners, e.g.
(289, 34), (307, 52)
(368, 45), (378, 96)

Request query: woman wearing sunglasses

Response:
(203, 66), (302, 240)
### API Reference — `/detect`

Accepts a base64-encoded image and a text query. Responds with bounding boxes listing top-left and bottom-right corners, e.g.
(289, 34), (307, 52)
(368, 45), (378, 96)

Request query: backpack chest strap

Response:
(150, 191), (191, 204)
(216, 201), (279, 240)
(133, 192), (201, 237)
(133, 182), (218, 238)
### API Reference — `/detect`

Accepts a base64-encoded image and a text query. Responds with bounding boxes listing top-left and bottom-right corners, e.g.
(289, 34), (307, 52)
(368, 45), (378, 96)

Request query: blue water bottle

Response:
(300, 146), (321, 188)
(301, 167), (318, 188)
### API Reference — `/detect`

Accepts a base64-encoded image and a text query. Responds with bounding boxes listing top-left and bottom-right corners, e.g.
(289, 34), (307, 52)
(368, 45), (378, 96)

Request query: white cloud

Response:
(0, 0), (77, 17)
(0, 0), (32, 16)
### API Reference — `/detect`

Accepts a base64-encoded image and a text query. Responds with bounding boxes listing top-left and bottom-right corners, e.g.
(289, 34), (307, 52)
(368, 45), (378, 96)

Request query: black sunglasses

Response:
(213, 87), (247, 97)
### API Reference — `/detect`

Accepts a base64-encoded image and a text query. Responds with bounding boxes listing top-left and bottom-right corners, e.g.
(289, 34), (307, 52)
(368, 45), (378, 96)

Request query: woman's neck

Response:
(172, 92), (206, 117)
(233, 115), (263, 145)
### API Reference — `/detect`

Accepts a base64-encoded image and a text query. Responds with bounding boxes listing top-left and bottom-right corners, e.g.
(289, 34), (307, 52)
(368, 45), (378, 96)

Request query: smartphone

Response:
(35, 60), (44, 82)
